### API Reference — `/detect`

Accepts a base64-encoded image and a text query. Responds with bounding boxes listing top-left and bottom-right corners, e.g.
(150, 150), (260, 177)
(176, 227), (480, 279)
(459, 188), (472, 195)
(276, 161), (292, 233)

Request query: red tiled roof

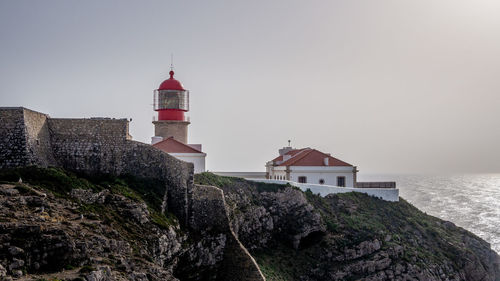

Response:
(153, 137), (203, 153)
(272, 148), (352, 167)
(271, 148), (308, 162)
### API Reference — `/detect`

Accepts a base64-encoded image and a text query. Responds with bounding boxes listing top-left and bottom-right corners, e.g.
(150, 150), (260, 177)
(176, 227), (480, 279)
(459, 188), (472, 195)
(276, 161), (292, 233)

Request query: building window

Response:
(337, 176), (346, 187)
(298, 176), (307, 183)
(319, 179), (325, 184)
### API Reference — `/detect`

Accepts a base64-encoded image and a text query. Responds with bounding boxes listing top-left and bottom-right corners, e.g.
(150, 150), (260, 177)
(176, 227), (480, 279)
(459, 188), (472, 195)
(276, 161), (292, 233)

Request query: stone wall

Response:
(23, 108), (56, 167)
(47, 118), (132, 174)
(47, 118), (193, 225)
(0, 107), (29, 168)
(0, 107), (55, 169)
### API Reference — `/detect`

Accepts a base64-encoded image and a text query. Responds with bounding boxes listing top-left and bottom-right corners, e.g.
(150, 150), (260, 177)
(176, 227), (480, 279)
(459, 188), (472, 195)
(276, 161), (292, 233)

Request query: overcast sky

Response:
(1, 0), (499, 174)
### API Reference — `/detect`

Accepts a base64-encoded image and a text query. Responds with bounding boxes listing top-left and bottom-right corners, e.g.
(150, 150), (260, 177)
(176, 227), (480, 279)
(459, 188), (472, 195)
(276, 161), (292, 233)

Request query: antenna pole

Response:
(170, 53), (174, 71)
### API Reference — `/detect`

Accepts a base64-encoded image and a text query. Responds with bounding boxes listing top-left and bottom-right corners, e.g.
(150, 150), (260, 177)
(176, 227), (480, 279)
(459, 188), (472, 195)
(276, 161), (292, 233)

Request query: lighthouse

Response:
(152, 70), (190, 143)
(151, 69), (206, 173)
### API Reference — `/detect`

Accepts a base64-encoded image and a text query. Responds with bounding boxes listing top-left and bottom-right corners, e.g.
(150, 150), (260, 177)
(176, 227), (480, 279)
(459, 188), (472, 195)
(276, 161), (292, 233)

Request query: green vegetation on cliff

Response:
(195, 172), (289, 193)
(0, 166), (166, 212)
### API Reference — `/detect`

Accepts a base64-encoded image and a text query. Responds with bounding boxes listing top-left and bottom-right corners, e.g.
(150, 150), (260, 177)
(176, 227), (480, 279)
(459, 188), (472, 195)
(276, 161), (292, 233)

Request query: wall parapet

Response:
(356, 182), (396, 188)
(246, 178), (399, 202)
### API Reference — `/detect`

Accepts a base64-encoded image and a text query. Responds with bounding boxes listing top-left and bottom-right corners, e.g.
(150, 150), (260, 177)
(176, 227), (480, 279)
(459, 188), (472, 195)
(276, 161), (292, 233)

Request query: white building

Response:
(266, 147), (358, 187)
(153, 137), (206, 174)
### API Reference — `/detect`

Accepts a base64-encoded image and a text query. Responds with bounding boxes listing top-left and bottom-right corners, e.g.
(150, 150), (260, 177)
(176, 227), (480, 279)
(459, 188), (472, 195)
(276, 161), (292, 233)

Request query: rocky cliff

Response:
(0, 167), (263, 281)
(0, 168), (498, 281)
(195, 173), (500, 281)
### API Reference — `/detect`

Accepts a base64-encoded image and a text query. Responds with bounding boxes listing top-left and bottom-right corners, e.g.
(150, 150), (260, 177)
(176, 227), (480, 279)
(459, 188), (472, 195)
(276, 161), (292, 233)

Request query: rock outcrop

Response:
(0, 168), (264, 281)
(195, 172), (500, 281)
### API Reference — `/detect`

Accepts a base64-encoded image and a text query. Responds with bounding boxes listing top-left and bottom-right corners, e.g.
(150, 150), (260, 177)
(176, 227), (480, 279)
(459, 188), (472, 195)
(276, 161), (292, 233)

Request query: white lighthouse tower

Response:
(151, 69), (206, 173)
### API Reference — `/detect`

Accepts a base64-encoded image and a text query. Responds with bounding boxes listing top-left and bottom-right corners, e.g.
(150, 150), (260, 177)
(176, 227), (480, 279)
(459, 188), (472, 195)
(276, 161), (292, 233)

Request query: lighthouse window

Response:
(319, 179), (325, 184)
(298, 176), (307, 183)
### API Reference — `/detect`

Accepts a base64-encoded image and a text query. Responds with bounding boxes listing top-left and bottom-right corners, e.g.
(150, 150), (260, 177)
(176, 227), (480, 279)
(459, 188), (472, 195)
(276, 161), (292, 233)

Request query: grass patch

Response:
(194, 172), (238, 187)
(195, 172), (288, 193)
(253, 242), (317, 281)
(0, 166), (94, 197)
(254, 181), (287, 193)
(150, 210), (177, 230)
(79, 265), (95, 273)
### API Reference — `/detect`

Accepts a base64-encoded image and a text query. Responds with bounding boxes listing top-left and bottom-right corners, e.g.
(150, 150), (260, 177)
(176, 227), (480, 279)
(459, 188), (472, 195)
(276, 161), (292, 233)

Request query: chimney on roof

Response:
(323, 157), (329, 166)
(279, 147), (293, 156)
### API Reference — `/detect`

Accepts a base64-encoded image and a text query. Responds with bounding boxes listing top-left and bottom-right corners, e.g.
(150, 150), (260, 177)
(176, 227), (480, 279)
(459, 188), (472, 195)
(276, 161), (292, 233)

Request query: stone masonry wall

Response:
(47, 118), (132, 174)
(153, 120), (189, 143)
(0, 108), (29, 168)
(23, 108), (56, 167)
(0, 108), (56, 168)
(47, 118), (193, 225)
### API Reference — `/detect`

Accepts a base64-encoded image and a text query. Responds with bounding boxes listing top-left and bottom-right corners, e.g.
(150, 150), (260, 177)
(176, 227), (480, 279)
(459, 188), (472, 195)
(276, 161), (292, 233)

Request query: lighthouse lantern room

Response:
(153, 70), (189, 121)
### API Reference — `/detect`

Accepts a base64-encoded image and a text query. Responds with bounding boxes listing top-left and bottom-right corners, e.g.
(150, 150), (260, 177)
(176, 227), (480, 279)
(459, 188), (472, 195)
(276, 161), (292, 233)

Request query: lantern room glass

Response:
(154, 90), (189, 111)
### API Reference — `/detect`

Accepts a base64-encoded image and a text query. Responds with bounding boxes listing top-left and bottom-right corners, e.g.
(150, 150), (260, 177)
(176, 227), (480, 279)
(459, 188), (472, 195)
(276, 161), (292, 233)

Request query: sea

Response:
(358, 174), (500, 254)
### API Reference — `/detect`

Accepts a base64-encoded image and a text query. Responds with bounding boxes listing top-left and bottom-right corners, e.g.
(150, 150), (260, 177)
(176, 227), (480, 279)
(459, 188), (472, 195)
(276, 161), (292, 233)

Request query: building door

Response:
(337, 176), (346, 187)
(298, 176), (307, 183)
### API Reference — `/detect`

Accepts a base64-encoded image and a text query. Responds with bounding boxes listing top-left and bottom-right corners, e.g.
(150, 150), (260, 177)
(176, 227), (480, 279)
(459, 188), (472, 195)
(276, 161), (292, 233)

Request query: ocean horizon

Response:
(358, 173), (500, 254)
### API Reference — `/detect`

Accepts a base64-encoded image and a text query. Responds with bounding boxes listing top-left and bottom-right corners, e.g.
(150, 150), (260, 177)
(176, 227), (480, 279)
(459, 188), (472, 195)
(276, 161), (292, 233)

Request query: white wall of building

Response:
(170, 152), (206, 174)
(268, 166), (355, 187)
(247, 178), (399, 202)
(290, 172), (354, 187)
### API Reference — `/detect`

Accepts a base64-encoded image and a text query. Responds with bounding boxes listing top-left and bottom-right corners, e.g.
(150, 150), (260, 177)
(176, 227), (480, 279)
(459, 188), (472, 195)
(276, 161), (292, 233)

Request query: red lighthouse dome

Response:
(158, 70), (185, 91)
(154, 70), (189, 121)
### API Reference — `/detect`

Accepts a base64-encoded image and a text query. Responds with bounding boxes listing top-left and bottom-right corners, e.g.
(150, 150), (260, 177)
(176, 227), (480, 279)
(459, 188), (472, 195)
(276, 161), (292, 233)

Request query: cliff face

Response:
(195, 173), (500, 281)
(0, 167), (263, 281)
(0, 167), (498, 281)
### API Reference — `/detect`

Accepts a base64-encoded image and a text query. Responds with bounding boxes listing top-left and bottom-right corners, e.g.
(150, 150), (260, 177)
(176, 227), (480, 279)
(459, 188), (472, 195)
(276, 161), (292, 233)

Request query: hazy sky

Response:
(1, 0), (500, 174)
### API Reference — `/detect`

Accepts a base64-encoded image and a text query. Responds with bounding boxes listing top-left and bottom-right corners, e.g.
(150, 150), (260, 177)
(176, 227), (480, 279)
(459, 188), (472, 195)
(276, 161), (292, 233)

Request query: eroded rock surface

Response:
(195, 173), (500, 281)
(0, 172), (264, 281)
